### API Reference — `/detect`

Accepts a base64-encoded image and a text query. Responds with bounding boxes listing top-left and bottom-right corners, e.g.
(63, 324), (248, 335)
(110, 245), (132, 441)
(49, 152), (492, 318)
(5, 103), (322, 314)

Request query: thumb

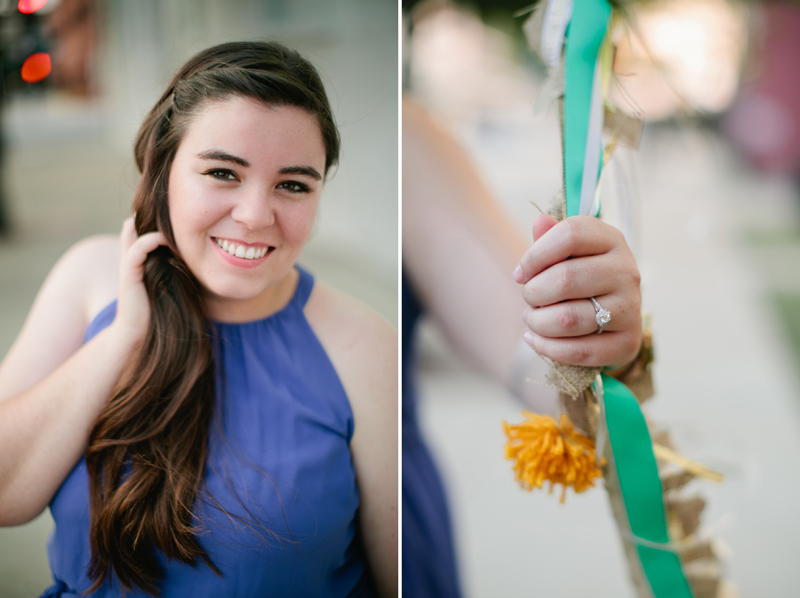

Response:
(532, 214), (558, 242)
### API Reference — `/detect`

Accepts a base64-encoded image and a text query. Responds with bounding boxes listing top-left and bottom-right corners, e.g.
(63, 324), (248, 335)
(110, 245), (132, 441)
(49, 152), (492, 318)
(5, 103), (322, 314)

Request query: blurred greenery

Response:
(741, 227), (800, 246)
(773, 293), (800, 375)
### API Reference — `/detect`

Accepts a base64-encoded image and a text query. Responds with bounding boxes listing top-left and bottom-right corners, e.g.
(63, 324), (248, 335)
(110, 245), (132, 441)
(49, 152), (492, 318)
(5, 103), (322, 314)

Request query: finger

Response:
(523, 329), (641, 368)
(522, 254), (625, 307)
(514, 217), (624, 284)
(532, 214), (558, 242)
(124, 231), (169, 271)
(523, 295), (636, 338)
(120, 217), (137, 253)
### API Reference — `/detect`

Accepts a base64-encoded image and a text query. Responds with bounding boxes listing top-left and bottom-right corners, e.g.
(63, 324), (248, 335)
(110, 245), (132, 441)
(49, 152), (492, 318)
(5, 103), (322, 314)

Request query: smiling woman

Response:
(168, 100), (326, 321)
(0, 42), (397, 598)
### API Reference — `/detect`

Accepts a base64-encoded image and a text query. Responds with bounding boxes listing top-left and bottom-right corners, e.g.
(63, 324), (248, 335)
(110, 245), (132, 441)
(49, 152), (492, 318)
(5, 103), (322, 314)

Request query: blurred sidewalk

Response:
(415, 111), (800, 597)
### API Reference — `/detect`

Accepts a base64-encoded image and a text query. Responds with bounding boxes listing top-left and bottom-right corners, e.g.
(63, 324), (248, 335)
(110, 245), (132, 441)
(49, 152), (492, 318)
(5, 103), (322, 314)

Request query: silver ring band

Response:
(588, 297), (612, 334)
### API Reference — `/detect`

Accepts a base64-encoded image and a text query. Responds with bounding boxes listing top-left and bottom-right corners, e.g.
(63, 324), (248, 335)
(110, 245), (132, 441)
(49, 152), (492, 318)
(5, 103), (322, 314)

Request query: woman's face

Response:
(167, 97), (326, 317)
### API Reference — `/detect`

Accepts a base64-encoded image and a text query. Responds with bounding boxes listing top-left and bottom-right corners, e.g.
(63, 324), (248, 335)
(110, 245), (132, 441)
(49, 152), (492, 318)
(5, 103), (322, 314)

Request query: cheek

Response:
(281, 201), (319, 247)
(168, 180), (223, 247)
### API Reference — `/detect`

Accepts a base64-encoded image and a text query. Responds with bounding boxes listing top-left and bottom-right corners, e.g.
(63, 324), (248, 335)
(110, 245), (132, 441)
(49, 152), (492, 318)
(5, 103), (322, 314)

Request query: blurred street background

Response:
(0, 0), (397, 595)
(404, 0), (800, 596)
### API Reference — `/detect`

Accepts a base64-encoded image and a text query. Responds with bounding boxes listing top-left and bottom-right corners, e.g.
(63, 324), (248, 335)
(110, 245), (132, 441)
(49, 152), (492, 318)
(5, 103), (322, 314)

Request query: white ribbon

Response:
(579, 61), (605, 216)
(540, 0), (574, 70)
(593, 373), (607, 466)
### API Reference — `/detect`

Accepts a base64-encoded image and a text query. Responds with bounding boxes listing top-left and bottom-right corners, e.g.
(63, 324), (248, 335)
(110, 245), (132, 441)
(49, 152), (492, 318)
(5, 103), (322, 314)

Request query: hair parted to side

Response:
(85, 41), (340, 597)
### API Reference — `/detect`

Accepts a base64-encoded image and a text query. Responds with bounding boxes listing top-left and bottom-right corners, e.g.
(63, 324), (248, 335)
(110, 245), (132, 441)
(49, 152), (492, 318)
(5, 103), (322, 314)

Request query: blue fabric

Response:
(43, 267), (373, 598)
(401, 273), (462, 598)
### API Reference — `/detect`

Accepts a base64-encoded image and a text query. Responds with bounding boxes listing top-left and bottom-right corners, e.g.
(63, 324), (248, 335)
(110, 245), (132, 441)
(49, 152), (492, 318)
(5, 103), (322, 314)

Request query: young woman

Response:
(0, 42), (397, 597)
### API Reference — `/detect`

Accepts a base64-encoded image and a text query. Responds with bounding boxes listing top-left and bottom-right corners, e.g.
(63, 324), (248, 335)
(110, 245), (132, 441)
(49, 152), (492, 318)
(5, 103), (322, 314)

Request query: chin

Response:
(198, 265), (292, 304)
(203, 279), (274, 303)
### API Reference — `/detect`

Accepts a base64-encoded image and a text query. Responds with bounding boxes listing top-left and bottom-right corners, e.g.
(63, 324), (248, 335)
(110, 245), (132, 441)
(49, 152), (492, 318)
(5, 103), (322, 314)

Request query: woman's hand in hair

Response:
(112, 217), (167, 345)
(515, 214), (642, 369)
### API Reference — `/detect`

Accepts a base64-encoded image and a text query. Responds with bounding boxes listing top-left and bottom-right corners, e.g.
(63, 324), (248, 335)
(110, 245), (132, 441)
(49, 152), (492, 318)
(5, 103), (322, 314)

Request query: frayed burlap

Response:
(542, 190), (599, 399)
(542, 355), (600, 399)
(546, 189), (567, 221)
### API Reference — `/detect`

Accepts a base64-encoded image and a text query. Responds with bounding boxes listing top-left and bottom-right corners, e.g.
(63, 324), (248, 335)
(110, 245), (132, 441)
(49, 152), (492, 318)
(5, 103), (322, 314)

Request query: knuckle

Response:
(555, 263), (577, 293)
(556, 305), (580, 332)
(624, 331), (642, 358)
(522, 281), (540, 307)
(630, 264), (642, 287)
(519, 252), (534, 280)
(521, 283), (532, 306)
(630, 287), (642, 311)
(562, 341), (592, 366)
(561, 218), (579, 245)
(609, 224), (624, 244)
(529, 309), (547, 334)
(522, 308), (533, 329)
(522, 245), (536, 267)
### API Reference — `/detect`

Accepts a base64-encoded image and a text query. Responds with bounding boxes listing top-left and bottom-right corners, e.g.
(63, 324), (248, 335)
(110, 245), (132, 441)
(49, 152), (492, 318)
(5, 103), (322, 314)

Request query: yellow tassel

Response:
(503, 412), (605, 503)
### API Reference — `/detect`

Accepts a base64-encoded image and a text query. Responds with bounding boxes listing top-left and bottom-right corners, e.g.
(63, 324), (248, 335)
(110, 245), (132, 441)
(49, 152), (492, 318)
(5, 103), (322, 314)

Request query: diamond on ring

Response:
(588, 297), (611, 334)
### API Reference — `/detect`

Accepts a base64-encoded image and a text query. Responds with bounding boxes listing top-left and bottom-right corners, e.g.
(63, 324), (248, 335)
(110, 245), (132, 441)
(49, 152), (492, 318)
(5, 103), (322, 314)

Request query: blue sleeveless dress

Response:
(401, 274), (462, 598)
(43, 268), (374, 597)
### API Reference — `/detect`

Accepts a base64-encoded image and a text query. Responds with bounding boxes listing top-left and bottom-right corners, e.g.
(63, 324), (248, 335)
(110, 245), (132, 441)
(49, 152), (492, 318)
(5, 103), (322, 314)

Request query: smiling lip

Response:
(211, 237), (274, 269)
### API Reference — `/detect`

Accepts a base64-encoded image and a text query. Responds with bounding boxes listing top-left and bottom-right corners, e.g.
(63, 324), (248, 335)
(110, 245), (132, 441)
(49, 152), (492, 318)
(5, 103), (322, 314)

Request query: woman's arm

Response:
(306, 284), (398, 598)
(403, 96), (642, 406)
(0, 220), (166, 525)
(403, 97), (560, 412)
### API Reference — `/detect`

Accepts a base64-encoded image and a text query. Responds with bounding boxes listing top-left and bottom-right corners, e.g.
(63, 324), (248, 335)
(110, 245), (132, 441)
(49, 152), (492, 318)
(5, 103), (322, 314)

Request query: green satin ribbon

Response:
(601, 374), (695, 597)
(563, 0), (695, 595)
(564, 0), (610, 217)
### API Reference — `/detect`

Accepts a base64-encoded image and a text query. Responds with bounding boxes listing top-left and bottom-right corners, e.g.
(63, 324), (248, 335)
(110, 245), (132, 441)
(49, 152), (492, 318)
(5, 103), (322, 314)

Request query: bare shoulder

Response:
(67, 234), (121, 321)
(306, 281), (398, 590)
(0, 233), (120, 401)
(305, 281), (396, 343)
(304, 281), (397, 412)
(42, 234), (120, 322)
(304, 281), (397, 367)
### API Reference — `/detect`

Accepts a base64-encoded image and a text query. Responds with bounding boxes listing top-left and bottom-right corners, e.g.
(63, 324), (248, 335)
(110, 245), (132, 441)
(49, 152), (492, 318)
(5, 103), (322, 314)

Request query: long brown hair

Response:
(85, 41), (340, 596)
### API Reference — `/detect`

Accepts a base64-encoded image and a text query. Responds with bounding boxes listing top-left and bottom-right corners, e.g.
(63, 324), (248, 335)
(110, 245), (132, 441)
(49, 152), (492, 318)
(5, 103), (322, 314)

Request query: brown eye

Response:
(205, 169), (238, 181)
(277, 181), (310, 193)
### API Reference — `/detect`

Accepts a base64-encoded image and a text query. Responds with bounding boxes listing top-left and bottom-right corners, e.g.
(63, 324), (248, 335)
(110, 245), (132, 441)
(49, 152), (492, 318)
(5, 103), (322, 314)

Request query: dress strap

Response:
(293, 265), (315, 308)
(40, 580), (80, 597)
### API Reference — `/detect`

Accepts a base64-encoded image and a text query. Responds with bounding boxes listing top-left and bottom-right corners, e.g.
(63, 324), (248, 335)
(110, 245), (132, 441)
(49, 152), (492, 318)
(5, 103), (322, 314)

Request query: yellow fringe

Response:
(653, 444), (725, 484)
(504, 412), (604, 503)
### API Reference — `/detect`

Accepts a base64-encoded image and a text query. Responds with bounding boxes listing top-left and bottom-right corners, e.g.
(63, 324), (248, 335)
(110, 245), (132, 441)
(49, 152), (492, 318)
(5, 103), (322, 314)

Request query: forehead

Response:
(177, 97), (326, 169)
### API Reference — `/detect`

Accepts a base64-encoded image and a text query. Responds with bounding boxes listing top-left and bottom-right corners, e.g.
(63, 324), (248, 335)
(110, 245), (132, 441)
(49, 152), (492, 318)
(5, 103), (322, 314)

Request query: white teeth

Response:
(216, 238), (269, 260)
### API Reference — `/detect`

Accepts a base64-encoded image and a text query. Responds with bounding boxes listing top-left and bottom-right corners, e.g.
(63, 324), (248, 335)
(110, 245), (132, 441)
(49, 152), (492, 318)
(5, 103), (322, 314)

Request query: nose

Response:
(230, 186), (275, 230)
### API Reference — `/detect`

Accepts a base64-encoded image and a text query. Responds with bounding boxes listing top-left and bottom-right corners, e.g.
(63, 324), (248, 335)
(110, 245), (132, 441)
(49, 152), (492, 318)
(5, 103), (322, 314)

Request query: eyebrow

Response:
(196, 150), (249, 168)
(279, 166), (322, 181)
(196, 151), (322, 181)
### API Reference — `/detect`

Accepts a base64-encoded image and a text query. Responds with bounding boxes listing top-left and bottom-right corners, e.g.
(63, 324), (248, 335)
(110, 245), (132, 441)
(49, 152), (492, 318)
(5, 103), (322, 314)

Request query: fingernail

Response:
(523, 330), (535, 346)
(513, 265), (523, 283)
(521, 308), (529, 323)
